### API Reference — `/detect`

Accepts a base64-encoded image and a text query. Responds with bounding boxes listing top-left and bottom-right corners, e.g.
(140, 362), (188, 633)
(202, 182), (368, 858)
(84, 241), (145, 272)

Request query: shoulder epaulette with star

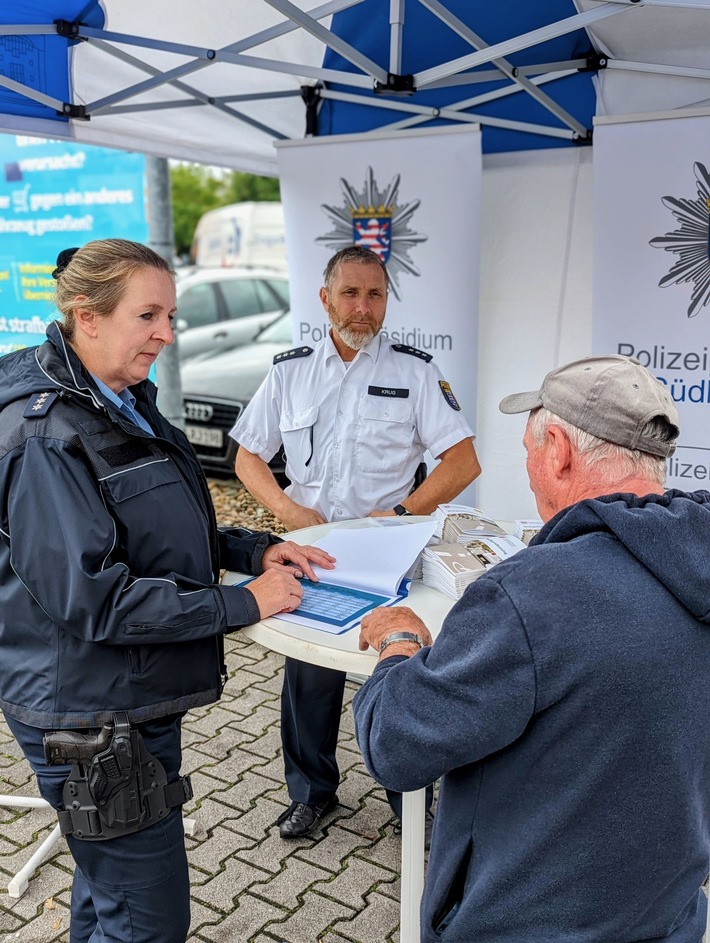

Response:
(273, 346), (314, 365)
(391, 343), (432, 363)
(23, 391), (59, 418)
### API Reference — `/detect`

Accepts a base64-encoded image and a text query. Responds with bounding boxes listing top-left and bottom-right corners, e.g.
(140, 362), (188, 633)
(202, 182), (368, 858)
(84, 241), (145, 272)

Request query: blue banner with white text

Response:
(0, 134), (147, 354)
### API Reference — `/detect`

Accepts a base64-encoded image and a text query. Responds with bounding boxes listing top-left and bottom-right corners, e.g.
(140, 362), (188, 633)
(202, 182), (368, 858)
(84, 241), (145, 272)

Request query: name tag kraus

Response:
(367, 386), (409, 398)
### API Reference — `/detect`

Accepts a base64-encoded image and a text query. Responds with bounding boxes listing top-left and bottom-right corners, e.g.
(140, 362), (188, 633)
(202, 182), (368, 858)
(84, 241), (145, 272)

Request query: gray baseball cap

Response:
(499, 355), (680, 458)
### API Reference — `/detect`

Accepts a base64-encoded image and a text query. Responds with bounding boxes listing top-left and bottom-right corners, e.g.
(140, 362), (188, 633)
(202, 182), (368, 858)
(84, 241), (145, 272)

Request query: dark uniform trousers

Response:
(281, 657), (433, 817)
(6, 714), (190, 943)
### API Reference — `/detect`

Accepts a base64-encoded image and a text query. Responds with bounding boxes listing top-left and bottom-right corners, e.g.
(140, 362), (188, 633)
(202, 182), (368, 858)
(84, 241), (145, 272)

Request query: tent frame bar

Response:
(1, 0), (609, 148)
(71, 0), (607, 137)
(262, 0), (387, 81)
(0, 75), (64, 112)
(414, 3), (632, 86)
(608, 59), (710, 81)
(89, 38), (289, 138)
(321, 81), (578, 140)
(419, 0), (588, 138)
(425, 59), (590, 89)
(602, 0), (710, 9)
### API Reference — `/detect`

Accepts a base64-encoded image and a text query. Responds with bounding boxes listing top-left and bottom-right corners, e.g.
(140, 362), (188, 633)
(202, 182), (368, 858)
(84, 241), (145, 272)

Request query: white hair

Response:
(527, 408), (668, 487)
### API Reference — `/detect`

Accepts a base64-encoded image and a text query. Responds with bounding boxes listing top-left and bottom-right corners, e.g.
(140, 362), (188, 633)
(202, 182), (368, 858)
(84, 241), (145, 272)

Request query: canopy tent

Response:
(1, 1), (710, 173)
(2, 0), (710, 520)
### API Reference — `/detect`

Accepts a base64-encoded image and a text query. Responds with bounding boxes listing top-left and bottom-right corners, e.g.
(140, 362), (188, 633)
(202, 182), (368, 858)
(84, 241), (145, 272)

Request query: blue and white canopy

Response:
(0, 0), (709, 171)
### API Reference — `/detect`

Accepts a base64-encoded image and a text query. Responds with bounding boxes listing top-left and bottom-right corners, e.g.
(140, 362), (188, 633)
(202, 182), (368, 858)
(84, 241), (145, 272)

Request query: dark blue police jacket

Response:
(0, 322), (276, 728)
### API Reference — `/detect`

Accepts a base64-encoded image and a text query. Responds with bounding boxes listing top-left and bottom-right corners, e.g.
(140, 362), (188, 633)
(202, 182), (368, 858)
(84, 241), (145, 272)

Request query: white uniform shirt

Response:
(230, 332), (474, 521)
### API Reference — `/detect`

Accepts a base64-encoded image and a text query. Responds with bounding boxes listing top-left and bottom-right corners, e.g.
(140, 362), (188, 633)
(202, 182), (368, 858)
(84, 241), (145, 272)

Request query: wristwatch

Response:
(378, 631), (425, 653)
(393, 504), (413, 516)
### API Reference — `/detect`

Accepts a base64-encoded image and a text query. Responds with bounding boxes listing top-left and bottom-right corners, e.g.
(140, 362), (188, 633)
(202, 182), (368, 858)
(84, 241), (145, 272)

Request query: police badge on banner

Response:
(593, 113), (710, 492)
(353, 204), (392, 262)
(316, 165), (427, 300)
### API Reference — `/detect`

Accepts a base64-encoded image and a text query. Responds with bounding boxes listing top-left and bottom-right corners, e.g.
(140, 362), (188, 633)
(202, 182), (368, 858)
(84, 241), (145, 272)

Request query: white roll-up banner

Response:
(593, 112), (710, 490)
(276, 126), (481, 482)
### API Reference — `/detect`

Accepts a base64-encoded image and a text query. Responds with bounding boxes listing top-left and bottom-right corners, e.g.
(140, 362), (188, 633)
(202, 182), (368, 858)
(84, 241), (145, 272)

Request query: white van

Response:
(190, 201), (287, 271)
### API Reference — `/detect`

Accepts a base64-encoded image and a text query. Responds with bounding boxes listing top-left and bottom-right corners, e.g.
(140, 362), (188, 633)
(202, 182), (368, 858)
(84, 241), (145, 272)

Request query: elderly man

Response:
(353, 355), (710, 943)
(231, 245), (480, 838)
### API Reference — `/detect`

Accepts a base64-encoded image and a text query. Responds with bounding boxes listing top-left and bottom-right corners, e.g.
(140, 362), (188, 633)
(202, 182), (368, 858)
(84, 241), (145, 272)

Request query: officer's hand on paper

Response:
(248, 569), (305, 618)
(262, 541), (335, 583)
(359, 607), (433, 658)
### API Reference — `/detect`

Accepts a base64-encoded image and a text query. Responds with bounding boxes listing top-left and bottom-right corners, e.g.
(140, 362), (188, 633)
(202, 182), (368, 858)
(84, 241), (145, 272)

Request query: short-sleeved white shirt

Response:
(230, 331), (474, 521)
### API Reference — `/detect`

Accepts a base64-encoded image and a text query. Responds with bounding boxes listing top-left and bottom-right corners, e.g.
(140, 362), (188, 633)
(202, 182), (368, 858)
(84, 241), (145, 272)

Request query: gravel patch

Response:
(207, 477), (288, 534)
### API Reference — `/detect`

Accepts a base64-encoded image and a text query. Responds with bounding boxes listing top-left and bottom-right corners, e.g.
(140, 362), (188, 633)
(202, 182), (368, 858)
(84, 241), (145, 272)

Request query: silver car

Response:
(175, 267), (289, 361)
(181, 312), (293, 476)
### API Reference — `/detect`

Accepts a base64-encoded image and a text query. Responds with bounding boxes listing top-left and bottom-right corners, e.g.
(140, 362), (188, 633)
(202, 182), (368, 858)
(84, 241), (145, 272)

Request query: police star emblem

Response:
(317, 166), (428, 300)
(649, 161), (710, 318)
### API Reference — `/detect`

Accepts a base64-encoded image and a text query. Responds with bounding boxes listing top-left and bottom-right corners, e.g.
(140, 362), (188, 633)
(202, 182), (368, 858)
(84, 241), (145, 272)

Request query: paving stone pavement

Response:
(0, 634), (408, 943)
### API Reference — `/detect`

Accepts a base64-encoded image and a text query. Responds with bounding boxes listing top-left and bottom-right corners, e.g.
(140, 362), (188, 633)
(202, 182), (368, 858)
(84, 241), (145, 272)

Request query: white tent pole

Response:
(389, 0), (405, 75)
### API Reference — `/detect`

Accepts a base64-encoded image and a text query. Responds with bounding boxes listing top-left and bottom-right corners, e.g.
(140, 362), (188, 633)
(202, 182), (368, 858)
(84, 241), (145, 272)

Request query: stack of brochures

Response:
(514, 518), (544, 545)
(433, 503), (509, 543)
(424, 505), (528, 599)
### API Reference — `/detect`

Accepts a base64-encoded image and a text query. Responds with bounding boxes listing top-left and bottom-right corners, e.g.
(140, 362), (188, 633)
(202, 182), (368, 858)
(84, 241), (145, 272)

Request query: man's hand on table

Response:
(277, 499), (327, 532)
(359, 607), (434, 661)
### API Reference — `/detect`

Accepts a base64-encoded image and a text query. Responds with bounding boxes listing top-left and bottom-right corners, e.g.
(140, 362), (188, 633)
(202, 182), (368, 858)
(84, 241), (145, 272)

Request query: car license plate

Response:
(185, 425), (223, 449)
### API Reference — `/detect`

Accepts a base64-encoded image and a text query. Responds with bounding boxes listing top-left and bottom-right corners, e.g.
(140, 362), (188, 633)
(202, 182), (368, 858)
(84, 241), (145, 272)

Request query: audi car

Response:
(175, 267), (289, 361)
(181, 312), (293, 476)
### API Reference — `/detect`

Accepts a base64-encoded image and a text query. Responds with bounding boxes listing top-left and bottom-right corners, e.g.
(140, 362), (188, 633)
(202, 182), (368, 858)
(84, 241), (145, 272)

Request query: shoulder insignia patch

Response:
(391, 343), (432, 363)
(439, 380), (461, 411)
(24, 391), (59, 418)
(273, 346), (314, 365)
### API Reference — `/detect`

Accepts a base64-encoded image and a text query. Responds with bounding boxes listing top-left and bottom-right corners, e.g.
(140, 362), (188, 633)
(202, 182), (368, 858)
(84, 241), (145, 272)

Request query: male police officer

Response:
(231, 246), (480, 837)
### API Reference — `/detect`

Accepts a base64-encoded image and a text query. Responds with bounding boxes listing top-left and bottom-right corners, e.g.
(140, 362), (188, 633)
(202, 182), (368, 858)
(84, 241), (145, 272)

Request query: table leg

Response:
(400, 787), (426, 943)
(0, 795), (57, 898)
(0, 795), (197, 898)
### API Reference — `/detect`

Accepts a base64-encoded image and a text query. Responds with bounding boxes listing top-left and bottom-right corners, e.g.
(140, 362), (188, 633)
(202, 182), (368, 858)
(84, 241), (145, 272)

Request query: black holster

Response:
(51, 713), (192, 841)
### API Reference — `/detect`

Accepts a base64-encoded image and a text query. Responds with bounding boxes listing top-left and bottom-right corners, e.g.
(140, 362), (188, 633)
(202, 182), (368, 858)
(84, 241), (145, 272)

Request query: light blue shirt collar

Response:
(92, 375), (155, 436)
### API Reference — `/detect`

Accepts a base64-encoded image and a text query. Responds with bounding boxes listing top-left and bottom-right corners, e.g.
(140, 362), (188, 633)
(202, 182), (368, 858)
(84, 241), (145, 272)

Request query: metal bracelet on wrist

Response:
(378, 631), (425, 654)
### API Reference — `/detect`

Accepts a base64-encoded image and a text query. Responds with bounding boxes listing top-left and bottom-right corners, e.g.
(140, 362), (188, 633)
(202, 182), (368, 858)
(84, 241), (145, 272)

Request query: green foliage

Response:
(223, 172), (280, 204)
(170, 164), (281, 258)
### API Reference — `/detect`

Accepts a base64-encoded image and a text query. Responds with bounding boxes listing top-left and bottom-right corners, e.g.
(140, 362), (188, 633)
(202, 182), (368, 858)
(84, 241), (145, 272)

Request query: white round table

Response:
(223, 517), (454, 943)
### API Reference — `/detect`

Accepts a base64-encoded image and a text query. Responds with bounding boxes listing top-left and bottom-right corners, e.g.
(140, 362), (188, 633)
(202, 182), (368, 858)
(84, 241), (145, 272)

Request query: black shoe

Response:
(277, 794), (338, 838)
(393, 809), (435, 851)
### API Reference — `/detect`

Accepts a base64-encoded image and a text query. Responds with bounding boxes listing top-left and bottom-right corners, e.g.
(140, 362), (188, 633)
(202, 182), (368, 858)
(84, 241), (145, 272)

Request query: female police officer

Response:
(0, 239), (332, 942)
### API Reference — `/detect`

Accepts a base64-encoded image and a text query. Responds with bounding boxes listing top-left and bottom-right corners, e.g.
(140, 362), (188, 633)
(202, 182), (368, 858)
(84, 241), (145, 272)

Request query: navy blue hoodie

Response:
(354, 490), (710, 943)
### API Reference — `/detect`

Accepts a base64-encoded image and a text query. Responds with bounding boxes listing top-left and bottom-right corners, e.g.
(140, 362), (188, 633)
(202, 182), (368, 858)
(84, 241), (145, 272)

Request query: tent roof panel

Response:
(0, 0), (709, 171)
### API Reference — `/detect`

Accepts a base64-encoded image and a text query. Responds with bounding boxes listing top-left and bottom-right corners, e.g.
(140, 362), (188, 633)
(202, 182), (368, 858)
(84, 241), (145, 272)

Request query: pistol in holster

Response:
(43, 712), (192, 841)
